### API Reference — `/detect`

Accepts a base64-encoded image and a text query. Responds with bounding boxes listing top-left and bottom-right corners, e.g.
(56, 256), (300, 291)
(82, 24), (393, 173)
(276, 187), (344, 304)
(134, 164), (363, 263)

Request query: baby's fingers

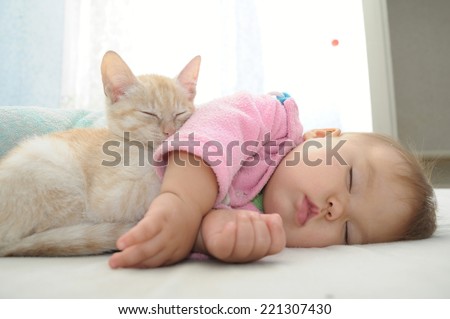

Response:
(109, 231), (167, 268)
(247, 213), (274, 258)
(116, 214), (163, 250)
(217, 212), (272, 263)
(262, 214), (286, 255)
(233, 213), (269, 260)
(205, 221), (237, 261)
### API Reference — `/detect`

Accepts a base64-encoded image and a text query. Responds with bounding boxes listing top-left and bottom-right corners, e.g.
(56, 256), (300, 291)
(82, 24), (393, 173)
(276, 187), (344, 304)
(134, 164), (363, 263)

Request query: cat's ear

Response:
(177, 55), (201, 102)
(101, 51), (138, 103)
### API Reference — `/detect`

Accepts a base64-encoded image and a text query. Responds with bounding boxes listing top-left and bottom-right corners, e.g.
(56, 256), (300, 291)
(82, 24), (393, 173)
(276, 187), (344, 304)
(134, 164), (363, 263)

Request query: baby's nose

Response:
(325, 196), (346, 220)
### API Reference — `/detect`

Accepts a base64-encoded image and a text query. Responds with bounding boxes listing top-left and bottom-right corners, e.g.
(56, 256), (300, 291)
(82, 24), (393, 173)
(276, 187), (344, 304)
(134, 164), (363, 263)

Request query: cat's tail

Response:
(0, 223), (134, 257)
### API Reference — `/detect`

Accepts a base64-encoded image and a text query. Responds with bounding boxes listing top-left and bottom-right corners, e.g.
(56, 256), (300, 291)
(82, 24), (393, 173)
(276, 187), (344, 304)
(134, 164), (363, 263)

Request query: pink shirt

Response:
(154, 92), (304, 211)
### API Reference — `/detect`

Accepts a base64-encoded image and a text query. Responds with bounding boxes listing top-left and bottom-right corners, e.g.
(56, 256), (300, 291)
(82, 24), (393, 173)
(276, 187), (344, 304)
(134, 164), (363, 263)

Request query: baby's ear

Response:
(101, 51), (137, 103)
(177, 55), (201, 102)
(303, 128), (342, 140)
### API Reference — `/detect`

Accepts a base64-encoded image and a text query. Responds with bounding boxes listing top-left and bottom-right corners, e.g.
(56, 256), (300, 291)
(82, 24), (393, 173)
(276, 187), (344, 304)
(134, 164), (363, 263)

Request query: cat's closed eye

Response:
(140, 111), (159, 119)
(175, 111), (187, 117)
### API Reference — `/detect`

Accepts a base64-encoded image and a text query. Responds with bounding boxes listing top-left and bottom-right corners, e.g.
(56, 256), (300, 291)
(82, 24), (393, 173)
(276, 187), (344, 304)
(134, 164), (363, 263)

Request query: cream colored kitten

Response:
(0, 51), (201, 256)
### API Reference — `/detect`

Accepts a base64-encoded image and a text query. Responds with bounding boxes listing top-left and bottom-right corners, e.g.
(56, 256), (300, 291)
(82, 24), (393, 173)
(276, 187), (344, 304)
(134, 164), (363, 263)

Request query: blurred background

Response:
(0, 0), (449, 186)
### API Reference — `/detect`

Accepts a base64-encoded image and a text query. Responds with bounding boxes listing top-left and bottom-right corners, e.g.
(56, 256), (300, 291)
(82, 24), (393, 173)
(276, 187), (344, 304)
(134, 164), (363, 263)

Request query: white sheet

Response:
(1, 189), (449, 299)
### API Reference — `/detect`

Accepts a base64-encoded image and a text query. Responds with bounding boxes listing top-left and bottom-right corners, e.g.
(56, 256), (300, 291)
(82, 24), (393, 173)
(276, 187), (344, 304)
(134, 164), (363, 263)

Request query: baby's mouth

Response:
(296, 196), (319, 226)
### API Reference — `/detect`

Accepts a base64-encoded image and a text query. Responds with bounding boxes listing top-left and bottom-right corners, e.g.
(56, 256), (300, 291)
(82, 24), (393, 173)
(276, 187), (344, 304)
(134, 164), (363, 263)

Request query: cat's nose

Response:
(162, 124), (176, 137)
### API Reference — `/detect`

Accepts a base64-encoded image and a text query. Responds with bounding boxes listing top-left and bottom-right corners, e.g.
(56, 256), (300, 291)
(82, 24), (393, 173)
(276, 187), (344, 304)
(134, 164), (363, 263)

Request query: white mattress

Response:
(1, 189), (449, 299)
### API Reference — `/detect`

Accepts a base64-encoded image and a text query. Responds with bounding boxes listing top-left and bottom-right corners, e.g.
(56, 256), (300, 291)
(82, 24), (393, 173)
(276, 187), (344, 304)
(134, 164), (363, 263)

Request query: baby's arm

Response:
(109, 151), (217, 268)
(195, 209), (286, 263)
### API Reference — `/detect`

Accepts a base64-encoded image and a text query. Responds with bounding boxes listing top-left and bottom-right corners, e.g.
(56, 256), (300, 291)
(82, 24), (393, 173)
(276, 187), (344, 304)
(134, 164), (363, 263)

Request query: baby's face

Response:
(263, 133), (412, 247)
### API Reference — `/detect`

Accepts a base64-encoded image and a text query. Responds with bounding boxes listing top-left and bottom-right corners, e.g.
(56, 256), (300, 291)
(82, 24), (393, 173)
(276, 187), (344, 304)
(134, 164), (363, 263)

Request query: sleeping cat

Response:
(0, 51), (201, 256)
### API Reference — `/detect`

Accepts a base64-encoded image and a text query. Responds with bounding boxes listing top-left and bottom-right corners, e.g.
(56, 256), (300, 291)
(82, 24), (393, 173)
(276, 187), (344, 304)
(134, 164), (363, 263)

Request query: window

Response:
(62, 0), (372, 132)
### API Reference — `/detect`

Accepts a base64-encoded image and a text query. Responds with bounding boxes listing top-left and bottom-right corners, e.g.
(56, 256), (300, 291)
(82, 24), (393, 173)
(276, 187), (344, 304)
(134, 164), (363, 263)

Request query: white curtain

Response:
(61, 0), (372, 132)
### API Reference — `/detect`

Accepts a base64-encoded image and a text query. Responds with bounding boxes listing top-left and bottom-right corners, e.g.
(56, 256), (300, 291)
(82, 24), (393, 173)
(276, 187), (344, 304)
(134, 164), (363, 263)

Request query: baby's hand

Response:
(197, 210), (286, 263)
(109, 192), (202, 268)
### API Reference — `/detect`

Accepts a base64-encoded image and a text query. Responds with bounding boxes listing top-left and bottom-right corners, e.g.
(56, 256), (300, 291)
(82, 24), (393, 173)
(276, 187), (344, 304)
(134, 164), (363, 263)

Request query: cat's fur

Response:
(0, 51), (201, 256)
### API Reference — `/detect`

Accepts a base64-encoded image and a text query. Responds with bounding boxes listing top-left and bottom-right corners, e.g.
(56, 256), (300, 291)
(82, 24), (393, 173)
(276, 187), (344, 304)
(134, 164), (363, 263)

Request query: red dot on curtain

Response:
(331, 39), (339, 46)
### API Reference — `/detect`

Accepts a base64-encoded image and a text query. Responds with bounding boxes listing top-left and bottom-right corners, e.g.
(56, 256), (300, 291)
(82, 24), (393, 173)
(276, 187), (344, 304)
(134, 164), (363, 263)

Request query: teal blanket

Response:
(0, 106), (106, 158)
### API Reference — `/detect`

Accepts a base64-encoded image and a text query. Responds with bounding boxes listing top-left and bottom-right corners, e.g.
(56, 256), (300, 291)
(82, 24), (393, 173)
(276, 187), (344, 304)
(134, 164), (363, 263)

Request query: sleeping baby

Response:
(109, 92), (437, 268)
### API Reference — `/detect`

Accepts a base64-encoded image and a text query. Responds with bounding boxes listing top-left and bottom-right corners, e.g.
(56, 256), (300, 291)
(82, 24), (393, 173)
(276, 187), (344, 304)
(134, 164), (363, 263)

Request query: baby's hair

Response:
(357, 133), (437, 240)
